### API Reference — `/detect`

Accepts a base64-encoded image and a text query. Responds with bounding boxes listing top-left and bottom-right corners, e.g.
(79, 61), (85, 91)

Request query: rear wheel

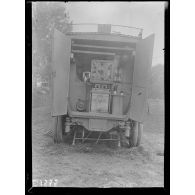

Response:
(129, 121), (143, 147)
(129, 121), (138, 147)
(136, 123), (143, 146)
(53, 115), (63, 143)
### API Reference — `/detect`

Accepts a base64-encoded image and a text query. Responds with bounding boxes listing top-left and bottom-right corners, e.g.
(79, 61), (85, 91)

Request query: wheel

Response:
(136, 123), (143, 146)
(129, 121), (138, 147)
(53, 115), (63, 143)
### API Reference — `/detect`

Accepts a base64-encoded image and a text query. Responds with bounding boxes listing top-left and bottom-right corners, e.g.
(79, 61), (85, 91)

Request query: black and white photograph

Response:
(31, 1), (167, 188)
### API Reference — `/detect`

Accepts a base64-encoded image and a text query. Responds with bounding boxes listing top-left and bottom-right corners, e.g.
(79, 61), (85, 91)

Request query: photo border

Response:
(25, 1), (170, 194)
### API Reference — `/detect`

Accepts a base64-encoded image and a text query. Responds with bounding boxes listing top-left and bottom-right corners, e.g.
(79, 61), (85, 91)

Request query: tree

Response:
(32, 2), (72, 87)
(148, 64), (164, 99)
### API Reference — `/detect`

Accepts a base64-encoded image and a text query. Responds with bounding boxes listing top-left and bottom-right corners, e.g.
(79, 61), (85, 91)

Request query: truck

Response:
(51, 23), (154, 147)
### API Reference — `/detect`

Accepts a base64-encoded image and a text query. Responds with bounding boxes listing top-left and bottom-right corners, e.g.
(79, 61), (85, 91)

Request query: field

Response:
(32, 100), (164, 187)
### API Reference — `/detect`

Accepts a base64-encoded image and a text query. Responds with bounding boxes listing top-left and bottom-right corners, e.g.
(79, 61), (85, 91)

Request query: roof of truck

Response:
(66, 31), (141, 40)
(65, 23), (143, 41)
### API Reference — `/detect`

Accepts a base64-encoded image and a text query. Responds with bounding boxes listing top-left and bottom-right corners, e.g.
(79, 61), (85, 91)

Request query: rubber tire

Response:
(53, 116), (63, 143)
(136, 123), (143, 146)
(129, 121), (138, 147)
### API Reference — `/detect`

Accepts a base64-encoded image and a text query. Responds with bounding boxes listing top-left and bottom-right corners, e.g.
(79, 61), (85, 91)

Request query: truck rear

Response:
(51, 24), (154, 147)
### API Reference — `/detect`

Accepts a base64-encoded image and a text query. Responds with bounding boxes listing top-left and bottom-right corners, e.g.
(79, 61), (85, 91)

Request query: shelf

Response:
(72, 49), (115, 56)
(72, 43), (134, 51)
(90, 81), (114, 84)
(91, 89), (110, 94)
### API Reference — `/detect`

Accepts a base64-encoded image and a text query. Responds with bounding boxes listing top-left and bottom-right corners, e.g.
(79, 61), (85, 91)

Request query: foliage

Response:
(32, 2), (72, 83)
(149, 64), (164, 99)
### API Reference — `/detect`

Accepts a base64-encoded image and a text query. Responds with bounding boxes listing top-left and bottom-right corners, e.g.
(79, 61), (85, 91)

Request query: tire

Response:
(136, 123), (143, 146)
(53, 115), (63, 143)
(129, 121), (138, 147)
(119, 129), (129, 148)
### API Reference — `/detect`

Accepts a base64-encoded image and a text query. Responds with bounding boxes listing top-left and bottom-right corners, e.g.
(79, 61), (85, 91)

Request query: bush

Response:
(148, 64), (164, 99)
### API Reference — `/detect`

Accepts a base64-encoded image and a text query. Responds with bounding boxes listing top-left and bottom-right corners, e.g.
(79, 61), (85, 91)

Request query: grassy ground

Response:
(32, 101), (164, 187)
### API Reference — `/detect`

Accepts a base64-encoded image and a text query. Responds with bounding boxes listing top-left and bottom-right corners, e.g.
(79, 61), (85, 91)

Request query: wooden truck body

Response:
(51, 24), (154, 146)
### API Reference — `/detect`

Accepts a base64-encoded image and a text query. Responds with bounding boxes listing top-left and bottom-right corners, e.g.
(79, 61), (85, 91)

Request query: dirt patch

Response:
(32, 106), (164, 187)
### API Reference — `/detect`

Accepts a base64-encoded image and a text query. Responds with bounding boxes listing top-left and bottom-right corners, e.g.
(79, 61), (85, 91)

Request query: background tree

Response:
(32, 2), (72, 89)
(148, 64), (164, 99)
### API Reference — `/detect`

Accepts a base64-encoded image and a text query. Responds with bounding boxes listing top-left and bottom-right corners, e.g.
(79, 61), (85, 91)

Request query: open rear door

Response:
(52, 29), (71, 116)
(129, 34), (155, 122)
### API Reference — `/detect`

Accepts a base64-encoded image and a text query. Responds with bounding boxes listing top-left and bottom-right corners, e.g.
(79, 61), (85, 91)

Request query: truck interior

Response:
(68, 38), (136, 118)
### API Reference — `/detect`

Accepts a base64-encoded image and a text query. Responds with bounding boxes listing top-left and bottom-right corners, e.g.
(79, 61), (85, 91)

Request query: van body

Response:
(51, 24), (154, 146)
